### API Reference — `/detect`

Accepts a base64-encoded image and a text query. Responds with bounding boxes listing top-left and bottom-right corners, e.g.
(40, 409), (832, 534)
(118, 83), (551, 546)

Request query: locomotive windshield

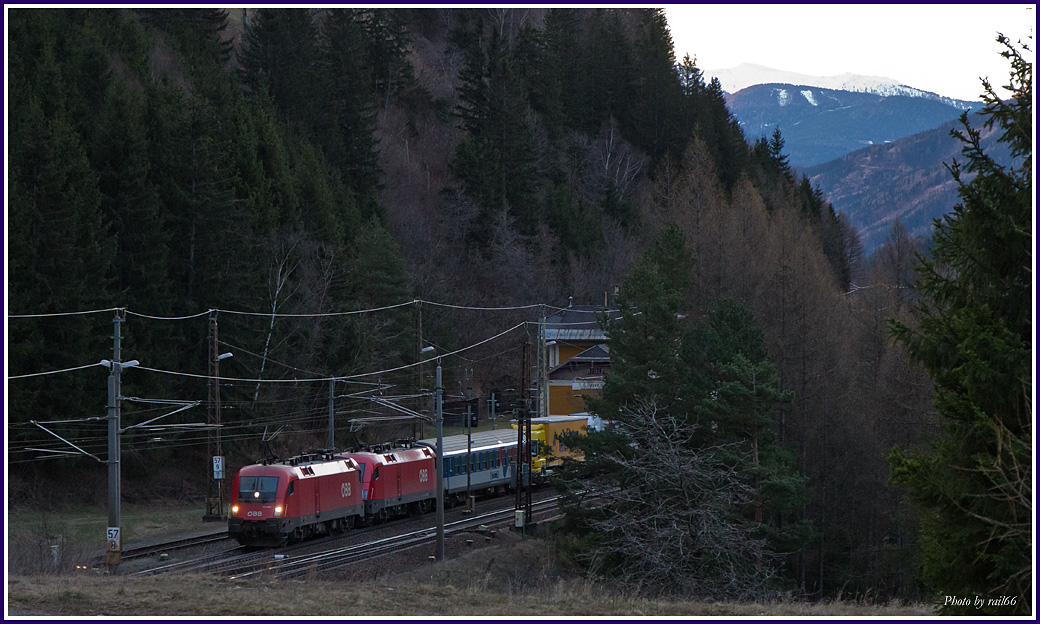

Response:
(239, 476), (279, 503)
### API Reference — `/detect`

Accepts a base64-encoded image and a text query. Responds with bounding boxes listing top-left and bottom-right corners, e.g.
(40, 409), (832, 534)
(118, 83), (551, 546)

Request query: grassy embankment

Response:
(7, 502), (936, 617)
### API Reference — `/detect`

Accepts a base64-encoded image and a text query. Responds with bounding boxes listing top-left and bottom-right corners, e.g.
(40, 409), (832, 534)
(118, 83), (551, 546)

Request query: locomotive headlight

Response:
(231, 505), (239, 516)
(274, 506), (283, 517)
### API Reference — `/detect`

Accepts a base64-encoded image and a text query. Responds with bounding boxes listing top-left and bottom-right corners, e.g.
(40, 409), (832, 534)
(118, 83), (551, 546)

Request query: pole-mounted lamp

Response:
(99, 354), (138, 569)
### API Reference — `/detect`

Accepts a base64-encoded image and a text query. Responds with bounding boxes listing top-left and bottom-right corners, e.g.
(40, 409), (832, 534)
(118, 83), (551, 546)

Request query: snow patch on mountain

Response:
(801, 89), (817, 106)
(776, 88), (790, 106)
(704, 63), (979, 110)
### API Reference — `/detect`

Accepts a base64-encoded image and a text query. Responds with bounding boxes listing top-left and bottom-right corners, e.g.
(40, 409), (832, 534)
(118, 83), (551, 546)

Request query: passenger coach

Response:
(422, 429), (518, 505)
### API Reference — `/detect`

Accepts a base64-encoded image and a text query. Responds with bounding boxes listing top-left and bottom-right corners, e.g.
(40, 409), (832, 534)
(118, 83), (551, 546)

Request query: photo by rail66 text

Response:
(943, 595), (1019, 609)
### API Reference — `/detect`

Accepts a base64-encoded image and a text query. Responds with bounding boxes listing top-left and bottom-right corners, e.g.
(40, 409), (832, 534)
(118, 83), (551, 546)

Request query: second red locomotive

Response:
(343, 443), (437, 523)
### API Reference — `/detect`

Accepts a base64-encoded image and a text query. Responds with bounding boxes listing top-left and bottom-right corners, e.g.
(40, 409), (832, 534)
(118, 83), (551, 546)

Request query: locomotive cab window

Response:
(239, 476), (279, 503)
(286, 480), (295, 497)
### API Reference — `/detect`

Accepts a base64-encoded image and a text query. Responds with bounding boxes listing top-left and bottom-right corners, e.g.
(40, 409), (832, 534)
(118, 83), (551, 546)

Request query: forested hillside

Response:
(9, 7), (1003, 605)
(805, 111), (1015, 251)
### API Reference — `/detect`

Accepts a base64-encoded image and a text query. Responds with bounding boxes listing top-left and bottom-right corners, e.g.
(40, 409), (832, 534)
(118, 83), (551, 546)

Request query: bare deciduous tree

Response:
(564, 399), (781, 600)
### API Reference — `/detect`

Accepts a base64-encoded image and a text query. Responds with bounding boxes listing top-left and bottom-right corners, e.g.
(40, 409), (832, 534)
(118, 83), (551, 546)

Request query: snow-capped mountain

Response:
(724, 83), (978, 167)
(704, 63), (979, 111)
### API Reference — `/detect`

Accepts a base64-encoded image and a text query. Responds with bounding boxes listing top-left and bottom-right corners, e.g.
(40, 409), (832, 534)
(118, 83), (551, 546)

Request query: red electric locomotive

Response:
(228, 451), (364, 547)
(227, 434), (523, 546)
(340, 442), (437, 523)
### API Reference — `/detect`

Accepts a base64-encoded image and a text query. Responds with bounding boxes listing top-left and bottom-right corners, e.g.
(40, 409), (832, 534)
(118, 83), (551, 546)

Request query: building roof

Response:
(544, 305), (621, 342)
(548, 344), (611, 376)
(570, 344), (611, 361)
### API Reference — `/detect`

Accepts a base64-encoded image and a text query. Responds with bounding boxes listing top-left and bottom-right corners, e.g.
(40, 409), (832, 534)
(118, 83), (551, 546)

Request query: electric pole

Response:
(435, 357), (445, 560)
(515, 336), (533, 532)
(465, 404), (473, 513)
(105, 309), (125, 570)
(328, 377), (336, 449)
(205, 311), (231, 521)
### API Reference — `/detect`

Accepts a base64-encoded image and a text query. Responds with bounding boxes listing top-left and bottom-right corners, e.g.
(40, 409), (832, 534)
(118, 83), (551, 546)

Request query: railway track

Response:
(126, 489), (567, 579)
(231, 495), (562, 580)
(91, 530), (230, 570)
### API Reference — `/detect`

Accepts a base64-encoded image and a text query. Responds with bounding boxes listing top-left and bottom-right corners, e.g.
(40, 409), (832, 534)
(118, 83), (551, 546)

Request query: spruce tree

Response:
(587, 224), (691, 419)
(888, 36), (1032, 615)
(767, 127), (793, 183)
(573, 230), (804, 591)
(239, 9), (323, 135)
(624, 8), (684, 167)
(320, 8), (382, 202)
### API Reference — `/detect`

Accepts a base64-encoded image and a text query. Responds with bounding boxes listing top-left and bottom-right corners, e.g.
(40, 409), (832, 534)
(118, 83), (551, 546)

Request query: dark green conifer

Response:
(888, 36), (1032, 615)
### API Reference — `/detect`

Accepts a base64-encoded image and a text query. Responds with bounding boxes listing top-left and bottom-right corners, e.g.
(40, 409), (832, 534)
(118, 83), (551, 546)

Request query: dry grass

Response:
(5, 571), (937, 617)
(6, 536), (937, 617)
(6, 503), (936, 616)
(8, 502), (211, 546)
(6, 501), (218, 576)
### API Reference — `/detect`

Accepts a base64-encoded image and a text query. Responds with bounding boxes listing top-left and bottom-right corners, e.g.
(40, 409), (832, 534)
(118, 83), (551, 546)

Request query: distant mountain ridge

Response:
(724, 82), (980, 168)
(703, 63), (1000, 254)
(704, 63), (980, 110)
(803, 112), (1015, 253)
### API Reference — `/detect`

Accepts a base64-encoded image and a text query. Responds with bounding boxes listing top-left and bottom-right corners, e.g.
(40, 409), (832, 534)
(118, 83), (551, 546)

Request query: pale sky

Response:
(666, 4), (1035, 101)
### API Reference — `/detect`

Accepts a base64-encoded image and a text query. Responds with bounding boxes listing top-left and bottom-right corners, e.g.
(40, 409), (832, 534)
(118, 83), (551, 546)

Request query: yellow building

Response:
(541, 305), (620, 416)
